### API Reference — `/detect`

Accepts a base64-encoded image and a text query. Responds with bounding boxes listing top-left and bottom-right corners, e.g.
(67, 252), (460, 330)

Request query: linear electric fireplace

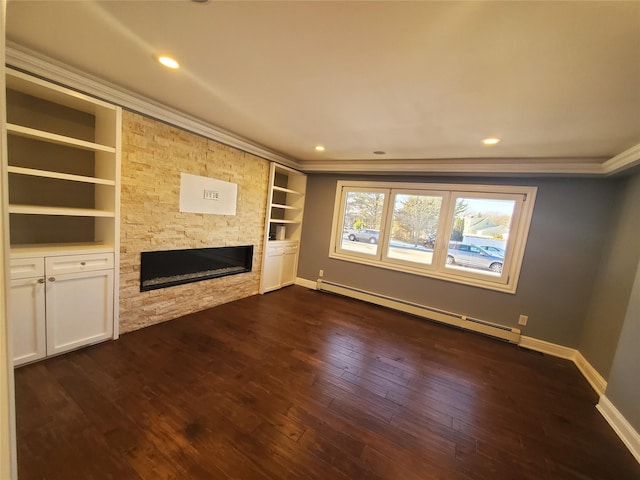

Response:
(140, 245), (253, 292)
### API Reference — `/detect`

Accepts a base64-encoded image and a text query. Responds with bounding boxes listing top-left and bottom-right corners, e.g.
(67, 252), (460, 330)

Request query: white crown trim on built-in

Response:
(597, 395), (640, 464)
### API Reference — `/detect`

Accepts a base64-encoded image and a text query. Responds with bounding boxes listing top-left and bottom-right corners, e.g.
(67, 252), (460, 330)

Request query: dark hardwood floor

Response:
(14, 285), (640, 479)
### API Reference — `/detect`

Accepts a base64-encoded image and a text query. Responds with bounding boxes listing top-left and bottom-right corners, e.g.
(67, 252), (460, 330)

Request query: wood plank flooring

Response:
(14, 285), (640, 479)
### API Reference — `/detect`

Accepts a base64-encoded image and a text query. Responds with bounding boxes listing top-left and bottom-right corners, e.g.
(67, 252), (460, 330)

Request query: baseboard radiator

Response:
(316, 279), (521, 344)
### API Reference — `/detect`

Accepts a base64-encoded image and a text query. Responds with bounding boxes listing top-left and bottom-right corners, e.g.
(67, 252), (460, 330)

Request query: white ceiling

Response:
(5, 1), (640, 175)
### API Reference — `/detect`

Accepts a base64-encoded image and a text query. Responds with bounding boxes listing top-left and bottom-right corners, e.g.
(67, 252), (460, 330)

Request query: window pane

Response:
(340, 191), (385, 256)
(446, 197), (515, 277)
(387, 194), (442, 265)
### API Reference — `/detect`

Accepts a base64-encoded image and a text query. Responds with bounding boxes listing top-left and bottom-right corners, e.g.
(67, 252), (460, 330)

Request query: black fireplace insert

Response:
(140, 245), (253, 292)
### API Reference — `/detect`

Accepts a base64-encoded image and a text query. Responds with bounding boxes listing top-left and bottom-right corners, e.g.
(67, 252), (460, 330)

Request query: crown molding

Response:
(5, 43), (639, 177)
(5, 43), (300, 170)
(297, 158), (606, 176)
(602, 143), (640, 175)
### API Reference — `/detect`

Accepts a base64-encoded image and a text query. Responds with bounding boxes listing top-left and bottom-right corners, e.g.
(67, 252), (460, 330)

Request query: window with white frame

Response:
(329, 181), (537, 293)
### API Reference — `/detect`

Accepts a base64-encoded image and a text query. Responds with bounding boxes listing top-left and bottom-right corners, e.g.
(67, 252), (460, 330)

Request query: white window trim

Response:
(329, 181), (537, 294)
(333, 186), (389, 262)
(380, 188), (448, 273)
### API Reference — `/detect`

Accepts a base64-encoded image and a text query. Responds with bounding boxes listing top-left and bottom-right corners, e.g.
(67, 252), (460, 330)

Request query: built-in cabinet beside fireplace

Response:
(9, 249), (114, 366)
(4, 69), (121, 365)
(262, 241), (299, 292)
(260, 163), (306, 293)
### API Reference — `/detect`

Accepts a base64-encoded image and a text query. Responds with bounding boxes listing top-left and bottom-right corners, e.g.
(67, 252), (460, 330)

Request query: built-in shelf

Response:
(7, 123), (116, 153)
(10, 242), (114, 258)
(269, 219), (299, 224)
(271, 203), (299, 210)
(9, 205), (115, 217)
(7, 166), (115, 185)
(273, 185), (302, 196)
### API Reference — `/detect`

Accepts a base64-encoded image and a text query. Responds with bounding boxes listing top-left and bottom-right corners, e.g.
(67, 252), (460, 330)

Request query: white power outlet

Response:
(319, 269), (324, 277)
(203, 189), (219, 200)
(518, 314), (528, 326)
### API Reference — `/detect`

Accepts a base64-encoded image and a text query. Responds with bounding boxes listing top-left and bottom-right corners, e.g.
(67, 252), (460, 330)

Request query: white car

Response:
(447, 242), (503, 273)
(478, 245), (506, 257)
(347, 229), (380, 244)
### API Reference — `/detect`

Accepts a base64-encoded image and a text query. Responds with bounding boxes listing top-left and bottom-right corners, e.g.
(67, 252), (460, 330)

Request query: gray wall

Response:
(298, 174), (621, 349)
(606, 256), (640, 431)
(579, 173), (640, 376)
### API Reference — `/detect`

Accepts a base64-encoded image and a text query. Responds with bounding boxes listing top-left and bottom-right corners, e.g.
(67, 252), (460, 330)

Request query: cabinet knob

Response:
(48, 277), (56, 282)
(37, 278), (45, 284)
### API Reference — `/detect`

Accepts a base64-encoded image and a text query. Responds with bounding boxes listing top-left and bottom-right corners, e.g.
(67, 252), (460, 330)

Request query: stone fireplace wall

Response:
(119, 111), (269, 333)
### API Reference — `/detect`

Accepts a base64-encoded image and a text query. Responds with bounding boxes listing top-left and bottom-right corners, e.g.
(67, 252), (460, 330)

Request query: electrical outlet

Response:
(319, 269), (324, 277)
(518, 314), (528, 326)
(203, 189), (219, 200)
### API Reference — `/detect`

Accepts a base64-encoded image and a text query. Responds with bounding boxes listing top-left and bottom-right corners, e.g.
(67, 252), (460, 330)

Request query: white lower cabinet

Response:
(261, 241), (299, 293)
(10, 275), (46, 365)
(262, 246), (285, 293)
(10, 252), (115, 366)
(45, 268), (114, 356)
(280, 244), (298, 286)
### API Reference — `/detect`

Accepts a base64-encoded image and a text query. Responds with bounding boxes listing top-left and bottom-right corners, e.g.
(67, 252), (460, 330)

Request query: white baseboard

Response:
(294, 277), (317, 290)
(518, 336), (607, 396)
(518, 335), (577, 360)
(597, 395), (640, 464)
(575, 351), (607, 397)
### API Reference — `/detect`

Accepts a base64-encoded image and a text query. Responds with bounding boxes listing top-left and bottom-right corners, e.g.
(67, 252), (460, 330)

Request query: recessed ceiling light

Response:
(315, 145), (325, 152)
(482, 137), (501, 145)
(373, 151), (386, 155)
(158, 56), (180, 70)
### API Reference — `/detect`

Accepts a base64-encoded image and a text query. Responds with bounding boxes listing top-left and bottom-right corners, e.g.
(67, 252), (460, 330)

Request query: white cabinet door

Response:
(45, 269), (114, 355)
(10, 277), (46, 366)
(261, 242), (299, 293)
(262, 246), (284, 293)
(281, 247), (297, 286)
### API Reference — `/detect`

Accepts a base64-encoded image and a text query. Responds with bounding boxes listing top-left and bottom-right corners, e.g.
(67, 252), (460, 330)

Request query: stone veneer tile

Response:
(119, 111), (269, 333)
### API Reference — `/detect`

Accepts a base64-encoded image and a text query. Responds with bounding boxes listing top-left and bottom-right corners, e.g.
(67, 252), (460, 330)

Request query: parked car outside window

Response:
(447, 242), (503, 273)
(478, 245), (506, 257)
(347, 229), (380, 244)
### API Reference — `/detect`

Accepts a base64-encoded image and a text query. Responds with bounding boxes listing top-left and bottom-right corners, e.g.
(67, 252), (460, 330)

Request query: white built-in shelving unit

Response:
(4, 68), (121, 365)
(260, 163), (306, 293)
